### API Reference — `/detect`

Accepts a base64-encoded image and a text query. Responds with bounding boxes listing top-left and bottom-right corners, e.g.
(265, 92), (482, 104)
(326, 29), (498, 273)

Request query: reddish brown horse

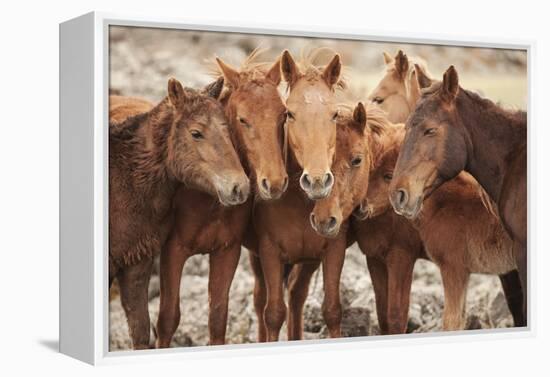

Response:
(356, 121), (524, 332)
(281, 103), (384, 339)
(109, 78), (249, 349)
(155, 51), (288, 347)
(248, 50), (346, 342)
(389, 66), (527, 323)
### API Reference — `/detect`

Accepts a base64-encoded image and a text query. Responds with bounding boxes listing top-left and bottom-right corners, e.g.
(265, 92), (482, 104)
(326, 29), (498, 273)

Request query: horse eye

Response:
(332, 111), (339, 121)
(383, 172), (393, 182)
(286, 111), (295, 121)
(372, 97), (384, 105)
(239, 117), (251, 128)
(424, 128), (437, 136)
(351, 156), (363, 167)
(190, 130), (204, 140)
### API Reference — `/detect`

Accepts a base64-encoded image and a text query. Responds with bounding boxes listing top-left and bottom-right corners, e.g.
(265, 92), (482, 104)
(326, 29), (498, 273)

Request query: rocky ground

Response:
(109, 244), (513, 350)
(108, 26), (524, 351)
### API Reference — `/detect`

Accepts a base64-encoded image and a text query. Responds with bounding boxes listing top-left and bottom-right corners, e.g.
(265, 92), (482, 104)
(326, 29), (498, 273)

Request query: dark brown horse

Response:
(248, 50), (347, 342)
(389, 66), (527, 323)
(109, 78), (249, 349)
(155, 51), (288, 347)
(356, 121), (524, 332)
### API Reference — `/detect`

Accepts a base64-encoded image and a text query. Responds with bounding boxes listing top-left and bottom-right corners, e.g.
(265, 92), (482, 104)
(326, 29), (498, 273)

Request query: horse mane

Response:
(421, 82), (526, 127)
(109, 110), (150, 141)
(295, 48), (347, 91)
(335, 102), (392, 136)
(462, 88), (527, 125)
(109, 97), (176, 189)
(210, 47), (275, 87)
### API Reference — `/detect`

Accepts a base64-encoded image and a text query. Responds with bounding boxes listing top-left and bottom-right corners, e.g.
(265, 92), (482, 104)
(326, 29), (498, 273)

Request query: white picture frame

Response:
(59, 11), (535, 365)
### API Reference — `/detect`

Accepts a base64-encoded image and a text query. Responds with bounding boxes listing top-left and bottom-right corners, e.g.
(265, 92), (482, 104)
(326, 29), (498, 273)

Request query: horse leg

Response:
(287, 262), (320, 340)
(155, 234), (188, 348)
(259, 240), (286, 342)
(366, 256), (389, 335)
(385, 249), (415, 334)
(321, 245), (346, 338)
(514, 241), (528, 326)
(249, 251), (267, 342)
(499, 269), (526, 327)
(117, 257), (154, 349)
(440, 265), (469, 331)
(208, 244), (241, 345)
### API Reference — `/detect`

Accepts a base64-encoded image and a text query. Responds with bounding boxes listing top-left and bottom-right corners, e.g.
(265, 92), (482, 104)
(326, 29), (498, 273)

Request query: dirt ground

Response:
(108, 26), (527, 350)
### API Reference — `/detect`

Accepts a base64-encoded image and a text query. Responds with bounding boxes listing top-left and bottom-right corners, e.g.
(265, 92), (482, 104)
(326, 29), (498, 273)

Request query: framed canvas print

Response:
(59, 12), (533, 365)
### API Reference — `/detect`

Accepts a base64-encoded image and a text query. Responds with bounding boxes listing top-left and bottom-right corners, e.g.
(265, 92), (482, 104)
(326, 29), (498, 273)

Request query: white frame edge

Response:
(59, 11), (536, 366)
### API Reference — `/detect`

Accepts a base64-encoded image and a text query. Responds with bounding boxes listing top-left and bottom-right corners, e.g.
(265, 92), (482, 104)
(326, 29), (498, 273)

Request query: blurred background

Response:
(109, 25), (527, 351)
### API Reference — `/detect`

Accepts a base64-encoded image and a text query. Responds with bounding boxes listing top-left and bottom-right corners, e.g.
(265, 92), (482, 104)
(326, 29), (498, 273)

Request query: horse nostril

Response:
(309, 213), (317, 228)
(261, 178), (270, 192)
(323, 172), (334, 188)
(231, 184), (241, 200)
(327, 216), (337, 230)
(300, 173), (312, 190)
(395, 189), (408, 208)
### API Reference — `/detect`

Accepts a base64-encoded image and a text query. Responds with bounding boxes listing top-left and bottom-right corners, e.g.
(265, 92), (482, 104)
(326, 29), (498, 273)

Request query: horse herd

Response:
(109, 48), (527, 350)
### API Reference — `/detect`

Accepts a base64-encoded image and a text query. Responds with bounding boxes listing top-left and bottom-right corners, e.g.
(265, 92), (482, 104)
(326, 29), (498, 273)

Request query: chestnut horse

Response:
(389, 66), (528, 323)
(248, 50), (345, 342)
(109, 78), (249, 349)
(368, 50), (429, 123)
(155, 51), (288, 347)
(356, 122), (524, 332)
(282, 103), (385, 339)
(283, 49), (344, 200)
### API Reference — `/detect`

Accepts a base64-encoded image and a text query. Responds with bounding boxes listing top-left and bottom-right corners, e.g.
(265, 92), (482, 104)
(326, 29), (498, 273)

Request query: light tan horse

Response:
(283, 49), (345, 200)
(368, 50), (430, 123)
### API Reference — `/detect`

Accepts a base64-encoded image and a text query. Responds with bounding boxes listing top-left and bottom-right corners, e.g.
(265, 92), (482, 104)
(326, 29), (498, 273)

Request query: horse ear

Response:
(383, 52), (393, 65)
(322, 54), (342, 89)
(202, 76), (224, 99)
(281, 50), (299, 87)
(216, 57), (240, 88)
(265, 59), (281, 86)
(352, 102), (367, 133)
(167, 78), (187, 108)
(394, 50), (409, 80)
(441, 65), (459, 103)
(414, 63), (432, 89)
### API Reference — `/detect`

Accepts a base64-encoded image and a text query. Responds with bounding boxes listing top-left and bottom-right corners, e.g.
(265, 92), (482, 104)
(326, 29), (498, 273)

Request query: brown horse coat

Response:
(109, 78), (248, 349)
(248, 50), (351, 342)
(355, 122), (523, 332)
(389, 66), (527, 323)
(155, 52), (288, 347)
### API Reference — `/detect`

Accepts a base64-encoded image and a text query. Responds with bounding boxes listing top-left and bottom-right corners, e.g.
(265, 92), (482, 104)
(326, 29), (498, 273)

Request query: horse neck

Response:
(459, 92), (526, 202)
